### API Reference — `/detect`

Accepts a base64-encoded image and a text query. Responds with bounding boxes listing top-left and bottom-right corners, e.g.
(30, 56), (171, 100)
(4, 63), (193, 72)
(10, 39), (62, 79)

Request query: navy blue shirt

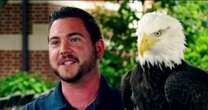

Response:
(22, 76), (124, 110)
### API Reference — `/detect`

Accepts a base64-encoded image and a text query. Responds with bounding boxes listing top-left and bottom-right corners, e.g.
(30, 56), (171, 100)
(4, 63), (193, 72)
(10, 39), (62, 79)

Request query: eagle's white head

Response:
(136, 12), (186, 69)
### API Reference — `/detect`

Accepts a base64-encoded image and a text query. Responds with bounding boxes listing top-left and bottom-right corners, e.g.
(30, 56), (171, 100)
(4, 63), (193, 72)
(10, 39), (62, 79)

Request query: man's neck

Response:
(61, 69), (101, 110)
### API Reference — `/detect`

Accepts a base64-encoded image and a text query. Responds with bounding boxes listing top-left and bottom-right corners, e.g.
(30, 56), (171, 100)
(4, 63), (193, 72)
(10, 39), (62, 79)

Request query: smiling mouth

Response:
(58, 56), (79, 66)
(61, 60), (76, 65)
(58, 53), (79, 66)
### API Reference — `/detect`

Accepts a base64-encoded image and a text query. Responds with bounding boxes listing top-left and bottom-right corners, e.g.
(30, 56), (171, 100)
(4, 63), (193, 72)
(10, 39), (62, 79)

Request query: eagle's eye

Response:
(153, 30), (161, 37)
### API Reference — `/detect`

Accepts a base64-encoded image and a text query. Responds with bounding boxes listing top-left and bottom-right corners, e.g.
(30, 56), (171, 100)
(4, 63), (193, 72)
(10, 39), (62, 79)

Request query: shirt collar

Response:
(50, 75), (111, 110)
(49, 82), (71, 110)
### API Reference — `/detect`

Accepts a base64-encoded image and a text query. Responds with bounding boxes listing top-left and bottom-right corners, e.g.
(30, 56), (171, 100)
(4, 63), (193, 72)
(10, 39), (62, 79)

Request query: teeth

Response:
(64, 61), (74, 65)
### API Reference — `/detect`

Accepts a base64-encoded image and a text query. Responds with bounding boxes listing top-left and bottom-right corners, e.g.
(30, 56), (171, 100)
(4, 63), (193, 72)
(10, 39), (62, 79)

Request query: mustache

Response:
(58, 53), (79, 65)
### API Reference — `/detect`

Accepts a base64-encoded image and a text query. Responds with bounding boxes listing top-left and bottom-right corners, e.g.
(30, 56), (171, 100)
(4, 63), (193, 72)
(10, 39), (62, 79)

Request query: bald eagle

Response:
(121, 12), (208, 110)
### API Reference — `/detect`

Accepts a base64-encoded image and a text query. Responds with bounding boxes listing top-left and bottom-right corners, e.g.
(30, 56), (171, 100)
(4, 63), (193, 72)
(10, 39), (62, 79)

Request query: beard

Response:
(53, 47), (97, 83)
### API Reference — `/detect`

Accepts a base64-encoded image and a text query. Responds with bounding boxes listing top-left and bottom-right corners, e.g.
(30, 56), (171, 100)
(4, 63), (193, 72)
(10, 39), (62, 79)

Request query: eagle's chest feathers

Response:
(130, 63), (173, 108)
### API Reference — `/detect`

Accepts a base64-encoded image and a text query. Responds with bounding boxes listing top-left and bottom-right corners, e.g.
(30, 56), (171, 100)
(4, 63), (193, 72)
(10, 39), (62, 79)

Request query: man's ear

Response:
(95, 39), (105, 58)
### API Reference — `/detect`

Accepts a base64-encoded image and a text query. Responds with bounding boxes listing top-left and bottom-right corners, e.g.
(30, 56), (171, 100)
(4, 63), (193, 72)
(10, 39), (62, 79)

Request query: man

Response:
(22, 7), (123, 110)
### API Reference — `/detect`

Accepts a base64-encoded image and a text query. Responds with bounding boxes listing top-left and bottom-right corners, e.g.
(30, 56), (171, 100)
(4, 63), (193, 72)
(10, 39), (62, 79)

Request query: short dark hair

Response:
(49, 7), (102, 44)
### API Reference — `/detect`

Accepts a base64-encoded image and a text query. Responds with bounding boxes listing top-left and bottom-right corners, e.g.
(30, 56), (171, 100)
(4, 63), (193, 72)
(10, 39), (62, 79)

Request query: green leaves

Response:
(92, 1), (139, 87)
(185, 34), (208, 69)
(0, 71), (55, 97)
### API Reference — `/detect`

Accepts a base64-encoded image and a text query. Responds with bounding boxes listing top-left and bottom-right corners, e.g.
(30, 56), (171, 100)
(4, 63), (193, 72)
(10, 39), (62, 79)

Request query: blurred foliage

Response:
(0, 71), (55, 97)
(92, 0), (208, 87)
(92, 0), (139, 87)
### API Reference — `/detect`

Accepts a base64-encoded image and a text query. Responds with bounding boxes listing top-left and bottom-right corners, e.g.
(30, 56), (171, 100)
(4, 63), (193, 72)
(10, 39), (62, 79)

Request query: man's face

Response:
(48, 17), (98, 83)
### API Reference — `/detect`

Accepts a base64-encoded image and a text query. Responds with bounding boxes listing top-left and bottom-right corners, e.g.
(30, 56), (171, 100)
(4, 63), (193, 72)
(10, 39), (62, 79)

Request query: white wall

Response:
(0, 24), (48, 50)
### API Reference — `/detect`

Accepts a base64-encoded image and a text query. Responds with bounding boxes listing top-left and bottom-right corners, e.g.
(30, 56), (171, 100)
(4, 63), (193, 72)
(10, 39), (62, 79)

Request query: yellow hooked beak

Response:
(138, 34), (159, 57)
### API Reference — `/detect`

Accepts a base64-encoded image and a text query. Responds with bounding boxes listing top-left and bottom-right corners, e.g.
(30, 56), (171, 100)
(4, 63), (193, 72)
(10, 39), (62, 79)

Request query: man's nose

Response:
(60, 40), (71, 55)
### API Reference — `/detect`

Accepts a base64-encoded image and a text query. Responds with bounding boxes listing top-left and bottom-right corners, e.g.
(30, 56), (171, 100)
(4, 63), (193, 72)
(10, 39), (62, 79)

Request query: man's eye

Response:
(50, 40), (59, 46)
(70, 37), (81, 42)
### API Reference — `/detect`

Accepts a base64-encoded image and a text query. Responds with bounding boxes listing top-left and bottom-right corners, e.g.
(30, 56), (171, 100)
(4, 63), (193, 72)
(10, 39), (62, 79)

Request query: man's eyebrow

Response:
(48, 32), (84, 42)
(67, 32), (84, 37)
